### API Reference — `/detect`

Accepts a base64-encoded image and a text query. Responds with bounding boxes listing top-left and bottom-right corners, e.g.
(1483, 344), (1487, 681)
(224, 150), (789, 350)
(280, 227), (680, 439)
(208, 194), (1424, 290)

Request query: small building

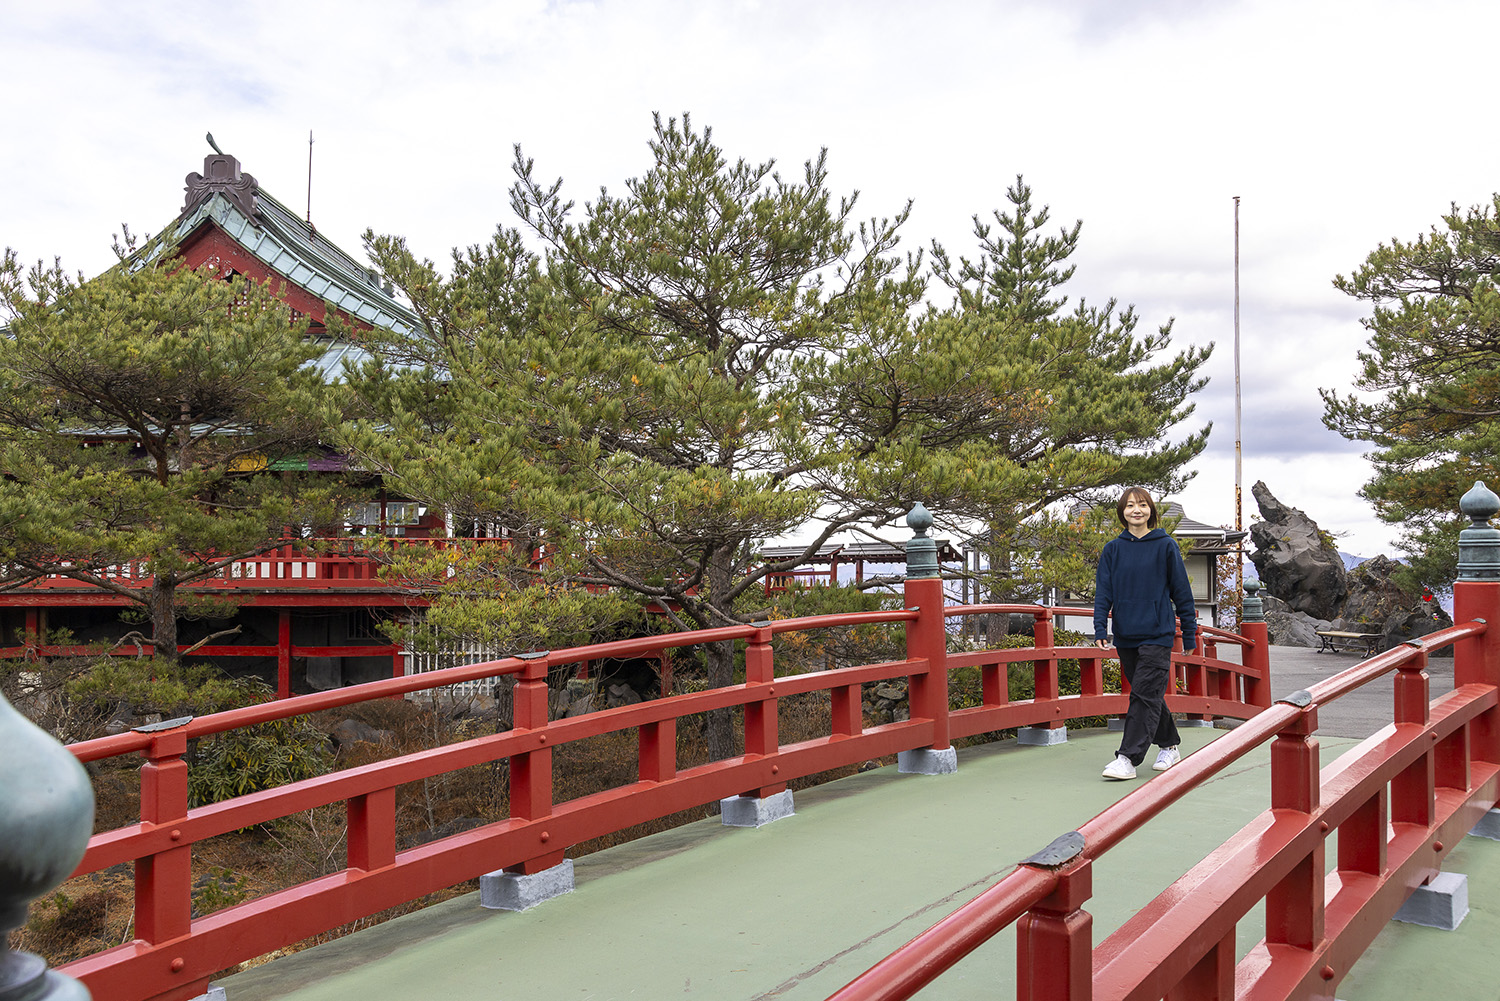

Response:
(758, 539), (964, 595)
(0, 149), (448, 698)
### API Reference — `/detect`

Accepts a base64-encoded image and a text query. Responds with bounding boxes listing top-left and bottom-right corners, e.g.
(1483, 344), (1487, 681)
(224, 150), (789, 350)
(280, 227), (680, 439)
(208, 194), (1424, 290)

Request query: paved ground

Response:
(212, 644), (1488, 1001)
(1251, 640), (1456, 739)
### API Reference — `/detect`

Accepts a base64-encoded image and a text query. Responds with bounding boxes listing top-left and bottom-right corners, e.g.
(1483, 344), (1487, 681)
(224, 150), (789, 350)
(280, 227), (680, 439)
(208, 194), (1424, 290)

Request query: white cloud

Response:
(7, 0), (1499, 564)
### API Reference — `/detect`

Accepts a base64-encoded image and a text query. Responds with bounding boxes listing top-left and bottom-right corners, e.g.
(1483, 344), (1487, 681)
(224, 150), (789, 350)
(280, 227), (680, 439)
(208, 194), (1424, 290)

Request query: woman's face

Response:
(1122, 494), (1153, 529)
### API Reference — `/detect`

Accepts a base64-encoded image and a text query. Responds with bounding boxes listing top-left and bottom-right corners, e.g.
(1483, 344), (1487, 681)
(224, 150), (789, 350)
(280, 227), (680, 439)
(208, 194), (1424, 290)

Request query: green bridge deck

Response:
(214, 647), (1499, 1001)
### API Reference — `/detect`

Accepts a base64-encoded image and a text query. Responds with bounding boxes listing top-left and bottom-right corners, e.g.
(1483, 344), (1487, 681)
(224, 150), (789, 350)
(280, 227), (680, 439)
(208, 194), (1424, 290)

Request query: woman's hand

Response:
(1095, 639), (1110, 649)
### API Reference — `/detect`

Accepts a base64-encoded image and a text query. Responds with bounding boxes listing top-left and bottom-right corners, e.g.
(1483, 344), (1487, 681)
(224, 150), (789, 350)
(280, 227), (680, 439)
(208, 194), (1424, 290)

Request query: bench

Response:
(1315, 630), (1382, 656)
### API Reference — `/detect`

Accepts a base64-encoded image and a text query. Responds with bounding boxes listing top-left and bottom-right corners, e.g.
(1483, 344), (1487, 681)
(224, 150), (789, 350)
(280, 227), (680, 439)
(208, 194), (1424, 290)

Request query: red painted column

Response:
(1240, 619), (1272, 710)
(1032, 611), (1063, 730)
(1016, 861), (1092, 1001)
(277, 610), (291, 700)
(1453, 483), (1500, 764)
(509, 654), (563, 874)
(1266, 710), (1323, 950)
(23, 607), (39, 660)
(136, 728), (193, 944)
(743, 624), (786, 798)
(904, 575), (950, 751)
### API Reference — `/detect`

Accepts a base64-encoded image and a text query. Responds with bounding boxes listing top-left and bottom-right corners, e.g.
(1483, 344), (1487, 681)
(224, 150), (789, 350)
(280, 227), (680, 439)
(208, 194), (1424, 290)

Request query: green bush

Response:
(188, 705), (332, 807)
(65, 657), (246, 720)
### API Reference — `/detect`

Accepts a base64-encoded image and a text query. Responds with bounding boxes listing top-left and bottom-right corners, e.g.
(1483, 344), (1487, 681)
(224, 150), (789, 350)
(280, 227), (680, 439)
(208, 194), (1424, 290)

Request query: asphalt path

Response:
(1254, 640), (1455, 739)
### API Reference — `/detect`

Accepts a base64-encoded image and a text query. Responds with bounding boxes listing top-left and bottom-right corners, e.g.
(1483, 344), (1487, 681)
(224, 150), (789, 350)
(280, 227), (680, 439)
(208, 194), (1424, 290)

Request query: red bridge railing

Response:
(55, 573), (1266, 1001)
(828, 576), (1500, 1001)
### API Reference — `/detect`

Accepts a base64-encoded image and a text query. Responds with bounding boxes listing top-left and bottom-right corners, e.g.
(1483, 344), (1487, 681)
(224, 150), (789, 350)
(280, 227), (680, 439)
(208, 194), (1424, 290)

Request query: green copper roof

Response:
(172, 185), (421, 338)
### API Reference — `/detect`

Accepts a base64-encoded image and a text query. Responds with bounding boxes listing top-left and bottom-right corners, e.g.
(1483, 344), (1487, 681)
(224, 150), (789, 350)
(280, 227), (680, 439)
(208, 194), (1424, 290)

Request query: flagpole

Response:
(1234, 195), (1243, 598)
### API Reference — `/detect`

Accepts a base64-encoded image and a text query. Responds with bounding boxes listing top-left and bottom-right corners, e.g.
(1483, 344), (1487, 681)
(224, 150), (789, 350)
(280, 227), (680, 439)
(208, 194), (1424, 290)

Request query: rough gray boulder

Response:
(1265, 609), (1329, 648)
(1381, 606), (1453, 655)
(1249, 481), (1348, 621)
(329, 718), (393, 749)
(1338, 555), (1416, 629)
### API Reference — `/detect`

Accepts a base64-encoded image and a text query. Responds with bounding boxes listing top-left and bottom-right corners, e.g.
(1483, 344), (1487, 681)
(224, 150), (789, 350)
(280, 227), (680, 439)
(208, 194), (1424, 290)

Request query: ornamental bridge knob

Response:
(0, 690), (95, 1001)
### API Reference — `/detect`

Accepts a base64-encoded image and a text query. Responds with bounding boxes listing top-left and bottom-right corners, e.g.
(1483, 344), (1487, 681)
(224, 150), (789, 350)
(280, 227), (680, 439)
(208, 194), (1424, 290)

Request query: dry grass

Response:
(17, 679), (889, 975)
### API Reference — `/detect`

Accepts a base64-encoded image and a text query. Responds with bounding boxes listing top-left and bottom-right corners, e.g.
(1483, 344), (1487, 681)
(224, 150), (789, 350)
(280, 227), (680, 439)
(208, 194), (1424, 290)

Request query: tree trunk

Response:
(704, 638), (737, 761)
(149, 579), (179, 664)
(702, 555), (741, 762)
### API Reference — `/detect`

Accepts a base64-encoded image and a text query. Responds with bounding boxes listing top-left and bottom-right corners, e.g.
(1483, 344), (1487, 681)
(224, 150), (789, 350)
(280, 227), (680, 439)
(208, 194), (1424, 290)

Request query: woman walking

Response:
(1094, 487), (1197, 780)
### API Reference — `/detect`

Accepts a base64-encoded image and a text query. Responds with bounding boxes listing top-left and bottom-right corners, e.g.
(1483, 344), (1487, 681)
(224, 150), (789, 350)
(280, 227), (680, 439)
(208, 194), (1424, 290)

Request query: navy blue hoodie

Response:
(1093, 528), (1197, 651)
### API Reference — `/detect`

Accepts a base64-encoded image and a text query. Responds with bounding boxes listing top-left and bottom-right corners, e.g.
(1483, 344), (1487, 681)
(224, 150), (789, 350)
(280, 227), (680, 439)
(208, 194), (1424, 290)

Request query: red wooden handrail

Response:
(54, 595), (1262, 1001)
(826, 599), (1500, 1001)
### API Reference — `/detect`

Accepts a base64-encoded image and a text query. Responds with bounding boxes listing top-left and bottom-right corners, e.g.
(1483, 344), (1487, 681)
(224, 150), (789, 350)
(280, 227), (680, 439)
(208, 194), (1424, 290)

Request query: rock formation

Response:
(1335, 555), (1409, 629)
(1248, 482), (1448, 651)
(1248, 481), (1347, 621)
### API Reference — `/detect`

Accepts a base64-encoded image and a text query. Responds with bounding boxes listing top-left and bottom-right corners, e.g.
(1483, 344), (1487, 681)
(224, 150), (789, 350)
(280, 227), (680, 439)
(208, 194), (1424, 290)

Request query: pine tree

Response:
(1322, 195), (1500, 588)
(898, 176), (1211, 604)
(347, 124), (1213, 759)
(0, 235), (344, 661)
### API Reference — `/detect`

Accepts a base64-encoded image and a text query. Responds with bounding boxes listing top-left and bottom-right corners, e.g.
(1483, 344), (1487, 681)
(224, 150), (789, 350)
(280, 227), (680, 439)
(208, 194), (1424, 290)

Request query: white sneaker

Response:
(1152, 746), (1181, 772)
(1102, 755), (1136, 780)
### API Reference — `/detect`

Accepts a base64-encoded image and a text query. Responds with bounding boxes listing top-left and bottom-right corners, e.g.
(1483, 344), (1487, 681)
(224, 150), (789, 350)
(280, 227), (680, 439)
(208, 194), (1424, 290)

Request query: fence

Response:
(20, 533), (1264, 1001)
(826, 484), (1500, 1001)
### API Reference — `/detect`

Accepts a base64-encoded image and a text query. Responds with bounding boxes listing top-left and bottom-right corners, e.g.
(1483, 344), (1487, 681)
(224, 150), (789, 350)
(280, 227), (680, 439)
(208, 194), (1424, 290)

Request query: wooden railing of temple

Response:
(46, 509), (1269, 1001)
(827, 484), (1500, 1001)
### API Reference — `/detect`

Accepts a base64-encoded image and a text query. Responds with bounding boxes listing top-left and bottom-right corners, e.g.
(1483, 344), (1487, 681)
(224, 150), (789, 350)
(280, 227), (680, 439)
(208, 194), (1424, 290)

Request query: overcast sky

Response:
(5, 0), (1497, 560)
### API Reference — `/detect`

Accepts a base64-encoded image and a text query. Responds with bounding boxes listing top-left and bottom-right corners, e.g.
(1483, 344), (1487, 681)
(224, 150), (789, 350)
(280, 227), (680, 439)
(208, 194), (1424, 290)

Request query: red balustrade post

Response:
(1394, 649), (1430, 727)
(1239, 581), (1272, 710)
(509, 653), (563, 874)
(348, 787), (396, 871)
(903, 573), (950, 754)
(1032, 611), (1063, 731)
(1266, 708), (1323, 950)
(984, 653), (1009, 706)
(1338, 787), (1388, 877)
(831, 682), (863, 736)
(743, 624), (786, 798)
(1453, 482), (1500, 766)
(899, 504), (954, 774)
(639, 719), (677, 782)
(1167, 930), (1235, 1001)
(136, 725), (193, 944)
(1436, 725), (1472, 793)
(1392, 650), (1436, 828)
(1016, 860), (1092, 1001)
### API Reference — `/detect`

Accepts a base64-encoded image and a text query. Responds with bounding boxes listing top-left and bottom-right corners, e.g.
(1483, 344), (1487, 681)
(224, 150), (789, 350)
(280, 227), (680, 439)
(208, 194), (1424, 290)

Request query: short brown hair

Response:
(1115, 487), (1160, 529)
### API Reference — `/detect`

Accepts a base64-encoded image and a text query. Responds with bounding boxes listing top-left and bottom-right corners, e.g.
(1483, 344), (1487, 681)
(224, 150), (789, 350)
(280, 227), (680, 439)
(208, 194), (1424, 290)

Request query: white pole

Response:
(1234, 196), (1243, 600)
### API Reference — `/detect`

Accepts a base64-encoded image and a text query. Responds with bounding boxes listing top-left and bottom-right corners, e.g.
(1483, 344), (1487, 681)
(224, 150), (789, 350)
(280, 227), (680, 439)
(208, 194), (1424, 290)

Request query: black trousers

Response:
(1116, 644), (1180, 766)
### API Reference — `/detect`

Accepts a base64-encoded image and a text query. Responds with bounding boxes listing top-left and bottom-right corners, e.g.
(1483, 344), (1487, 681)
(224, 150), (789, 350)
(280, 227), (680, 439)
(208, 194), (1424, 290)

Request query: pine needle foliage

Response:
(1322, 195), (1500, 587)
(343, 117), (1212, 757)
(0, 233), (349, 659)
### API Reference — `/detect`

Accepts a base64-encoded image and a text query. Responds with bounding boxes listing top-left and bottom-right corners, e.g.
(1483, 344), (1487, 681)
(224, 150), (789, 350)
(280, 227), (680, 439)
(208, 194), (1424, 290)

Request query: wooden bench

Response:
(1315, 630), (1382, 656)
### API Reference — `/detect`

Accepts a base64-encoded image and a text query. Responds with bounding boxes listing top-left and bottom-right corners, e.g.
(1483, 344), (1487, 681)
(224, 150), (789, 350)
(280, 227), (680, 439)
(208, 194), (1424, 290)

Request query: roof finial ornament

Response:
(183, 140), (259, 220)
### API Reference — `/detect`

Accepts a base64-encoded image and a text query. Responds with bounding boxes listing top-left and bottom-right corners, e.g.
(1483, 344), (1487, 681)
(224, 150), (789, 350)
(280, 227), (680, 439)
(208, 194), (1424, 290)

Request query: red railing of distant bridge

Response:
(56, 573), (1268, 1001)
(828, 578), (1500, 1001)
(5, 538), (463, 594)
